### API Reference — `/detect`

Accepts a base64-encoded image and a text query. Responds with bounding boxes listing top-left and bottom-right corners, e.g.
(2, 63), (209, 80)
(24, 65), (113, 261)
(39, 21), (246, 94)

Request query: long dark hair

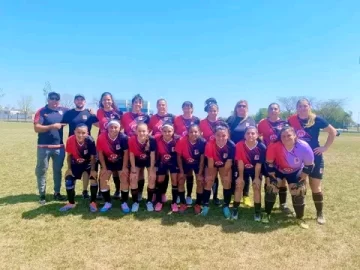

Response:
(99, 92), (119, 111)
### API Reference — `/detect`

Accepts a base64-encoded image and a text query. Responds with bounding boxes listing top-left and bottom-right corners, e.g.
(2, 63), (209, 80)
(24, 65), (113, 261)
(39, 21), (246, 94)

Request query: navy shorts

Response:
(261, 165), (269, 177)
(71, 163), (91, 180)
(309, 154), (324, 179)
(105, 160), (123, 172)
(156, 164), (179, 175)
(183, 163), (200, 175)
(276, 170), (301, 184)
(135, 157), (150, 169)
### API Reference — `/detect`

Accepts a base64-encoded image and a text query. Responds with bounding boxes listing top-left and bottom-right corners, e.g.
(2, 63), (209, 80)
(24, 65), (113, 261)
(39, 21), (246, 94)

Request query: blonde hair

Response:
(234, 100), (249, 123)
(296, 98), (316, 128)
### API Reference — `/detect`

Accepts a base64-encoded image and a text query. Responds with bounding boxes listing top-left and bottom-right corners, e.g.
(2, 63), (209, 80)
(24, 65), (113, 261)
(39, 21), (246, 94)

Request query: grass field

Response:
(0, 122), (360, 270)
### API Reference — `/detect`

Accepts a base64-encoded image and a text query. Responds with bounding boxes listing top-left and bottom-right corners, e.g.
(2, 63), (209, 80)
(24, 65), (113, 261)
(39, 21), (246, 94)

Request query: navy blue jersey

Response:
(62, 109), (98, 137)
(227, 116), (256, 144)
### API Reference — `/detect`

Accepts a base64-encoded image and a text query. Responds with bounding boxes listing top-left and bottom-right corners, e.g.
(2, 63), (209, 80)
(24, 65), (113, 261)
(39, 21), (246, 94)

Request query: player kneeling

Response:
(176, 124), (206, 214)
(60, 124), (97, 212)
(264, 126), (314, 229)
(97, 120), (130, 213)
(233, 126), (266, 221)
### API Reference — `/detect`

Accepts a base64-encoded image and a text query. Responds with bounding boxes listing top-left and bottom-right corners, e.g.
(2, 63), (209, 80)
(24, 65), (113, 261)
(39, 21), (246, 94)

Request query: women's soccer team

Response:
(60, 92), (337, 228)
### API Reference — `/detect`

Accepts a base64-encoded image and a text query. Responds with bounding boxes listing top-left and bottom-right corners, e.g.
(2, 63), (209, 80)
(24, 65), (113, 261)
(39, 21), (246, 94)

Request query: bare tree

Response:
(18, 95), (33, 120)
(277, 96), (318, 117)
(60, 93), (74, 108)
(43, 81), (52, 103)
(91, 97), (100, 108)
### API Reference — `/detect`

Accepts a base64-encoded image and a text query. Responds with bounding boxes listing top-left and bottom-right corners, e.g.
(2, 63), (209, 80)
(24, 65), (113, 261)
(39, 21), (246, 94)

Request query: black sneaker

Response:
(82, 190), (89, 199)
(39, 195), (46, 205)
(113, 191), (121, 199)
(53, 193), (66, 201)
(213, 197), (221, 205)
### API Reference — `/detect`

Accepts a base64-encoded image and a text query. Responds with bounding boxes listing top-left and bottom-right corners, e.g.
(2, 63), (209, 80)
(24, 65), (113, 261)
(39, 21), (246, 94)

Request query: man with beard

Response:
(62, 94), (99, 198)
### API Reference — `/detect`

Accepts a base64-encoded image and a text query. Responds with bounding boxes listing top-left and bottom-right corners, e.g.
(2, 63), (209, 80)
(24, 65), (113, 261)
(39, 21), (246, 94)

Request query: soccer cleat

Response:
(146, 201), (154, 212)
(297, 219), (309, 229)
(60, 203), (76, 212)
(100, 202), (112, 213)
(223, 206), (231, 219)
(54, 193), (66, 201)
(82, 190), (89, 199)
(261, 214), (270, 224)
(194, 204), (202, 215)
(39, 195), (46, 205)
(155, 202), (163, 212)
(254, 213), (261, 222)
(171, 203), (179, 213)
(121, 202), (130, 214)
(316, 212), (326, 225)
(201, 206), (209, 216)
(113, 191), (121, 199)
(131, 202), (139, 213)
(242, 196), (252, 207)
(176, 196), (180, 204)
(186, 196), (193, 206)
(231, 208), (239, 220)
(137, 193), (143, 202)
(280, 204), (293, 216)
(179, 204), (187, 213)
(213, 197), (221, 205)
(89, 202), (98, 213)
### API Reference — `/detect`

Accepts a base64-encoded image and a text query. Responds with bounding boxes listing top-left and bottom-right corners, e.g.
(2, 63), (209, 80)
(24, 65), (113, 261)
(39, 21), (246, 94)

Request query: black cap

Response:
(48, 92), (60, 99)
(74, 94), (85, 100)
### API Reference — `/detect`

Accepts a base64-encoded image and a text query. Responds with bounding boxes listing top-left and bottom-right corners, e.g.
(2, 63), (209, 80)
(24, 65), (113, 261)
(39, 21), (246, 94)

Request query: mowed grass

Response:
(0, 122), (360, 270)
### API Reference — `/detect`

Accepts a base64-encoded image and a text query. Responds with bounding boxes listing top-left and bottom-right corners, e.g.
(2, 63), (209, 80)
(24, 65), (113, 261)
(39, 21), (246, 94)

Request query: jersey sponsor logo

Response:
(270, 134), (278, 141)
(84, 150), (88, 155)
(59, 111), (63, 115)
(163, 154), (171, 160)
(76, 158), (85, 164)
(186, 158), (195, 163)
(109, 154), (118, 162)
(110, 114), (115, 119)
(215, 161), (224, 166)
(138, 116), (144, 121)
(223, 153), (228, 159)
(245, 164), (254, 169)
(210, 135), (215, 140)
(82, 115), (88, 120)
(294, 157), (300, 164)
(116, 144), (121, 150)
(194, 149), (199, 155)
(296, 130), (306, 138)
(283, 167), (294, 173)
(254, 155), (259, 160)
(140, 153), (147, 159)
(182, 131), (188, 136)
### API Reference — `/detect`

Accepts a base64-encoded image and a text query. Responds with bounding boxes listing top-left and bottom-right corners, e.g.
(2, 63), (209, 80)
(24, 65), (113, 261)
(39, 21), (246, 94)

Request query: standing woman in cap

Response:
(288, 98), (337, 224)
(226, 100), (256, 207)
(174, 101), (200, 205)
(96, 92), (123, 199)
(96, 120), (130, 213)
(62, 94), (98, 199)
(33, 92), (68, 204)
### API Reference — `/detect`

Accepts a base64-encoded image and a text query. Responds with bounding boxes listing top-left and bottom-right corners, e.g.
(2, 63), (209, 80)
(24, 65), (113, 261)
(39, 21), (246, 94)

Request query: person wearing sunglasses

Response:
(33, 92), (69, 204)
(226, 100), (256, 207)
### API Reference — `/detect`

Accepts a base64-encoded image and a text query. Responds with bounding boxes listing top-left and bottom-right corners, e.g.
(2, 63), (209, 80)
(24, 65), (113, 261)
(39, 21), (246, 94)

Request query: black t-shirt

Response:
(62, 109), (98, 137)
(226, 116), (256, 144)
(298, 116), (329, 149)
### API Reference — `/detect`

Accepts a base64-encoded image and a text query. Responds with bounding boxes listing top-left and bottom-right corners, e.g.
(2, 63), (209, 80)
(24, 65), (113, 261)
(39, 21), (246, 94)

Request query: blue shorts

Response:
(276, 170), (301, 184)
(183, 163), (200, 175)
(309, 154), (324, 179)
(71, 163), (91, 180)
(156, 164), (179, 175)
(105, 160), (123, 172)
(135, 157), (150, 168)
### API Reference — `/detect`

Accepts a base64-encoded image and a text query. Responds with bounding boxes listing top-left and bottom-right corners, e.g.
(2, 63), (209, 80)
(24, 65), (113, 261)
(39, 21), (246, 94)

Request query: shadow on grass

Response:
(12, 193), (298, 234)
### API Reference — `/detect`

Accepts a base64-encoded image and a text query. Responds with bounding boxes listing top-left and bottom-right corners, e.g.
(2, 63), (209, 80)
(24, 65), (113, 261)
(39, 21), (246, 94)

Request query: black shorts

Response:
(310, 154), (324, 179)
(105, 160), (123, 172)
(183, 163), (200, 175)
(276, 170), (301, 184)
(71, 163), (91, 180)
(261, 165), (269, 177)
(156, 164), (179, 175)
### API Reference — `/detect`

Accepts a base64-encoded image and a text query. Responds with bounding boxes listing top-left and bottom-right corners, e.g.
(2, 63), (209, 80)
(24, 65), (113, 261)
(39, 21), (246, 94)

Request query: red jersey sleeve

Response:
(65, 135), (75, 154)
(266, 142), (278, 162)
(128, 136), (136, 154)
(33, 108), (44, 124)
(96, 134), (105, 152)
(235, 141), (244, 161)
(205, 141), (214, 159)
(175, 138), (183, 155)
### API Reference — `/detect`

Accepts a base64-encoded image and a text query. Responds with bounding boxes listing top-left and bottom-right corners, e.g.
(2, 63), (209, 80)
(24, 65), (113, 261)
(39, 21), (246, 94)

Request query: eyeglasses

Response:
(237, 104), (247, 108)
(49, 97), (59, 101)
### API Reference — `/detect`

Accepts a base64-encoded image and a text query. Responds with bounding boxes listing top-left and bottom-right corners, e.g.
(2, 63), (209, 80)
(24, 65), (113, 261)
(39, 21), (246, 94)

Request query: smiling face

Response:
(215, 128), (228, 146)
(136, 123), (148, 141)
(188, 125), (200, 142)
(161, 125), (174, 141)
(101, 94), (113, 110)
(75, 126), (88, 142)
(268, 103), (280, 119)
(281, 128), (296, 147)
(157, 99), (167, 115)
(48, 95), (60, 109)
(245, 127), (258, 143)
(297, 99), (311, 118)
(207, 105), (218, 120)
(132, 98), (143, 113)
(236, 101), (248, 117)
(74, 97), (86, 110)
(108, 123), (120, 137)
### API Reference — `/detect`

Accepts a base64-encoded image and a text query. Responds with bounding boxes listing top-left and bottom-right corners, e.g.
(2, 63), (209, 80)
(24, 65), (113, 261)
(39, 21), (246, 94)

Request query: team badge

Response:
(82, 115), (88, 120)
(59, 111), (63, 115)
(110, 114), (115, 119)
(223, 153), (228, 159)
(164, 117), (169, 121)
(246, 122), (249, 127)
(194, 149), (199, 155)
(182, 131), (188, 136)
(297, 130), (306, 138)
(138, 116), (143, 121)
(254, 155), (259, 160)
(294, 157), (300, 164)
(116, 144), (120, 150)
(210, 135), (215, 140)
(84, 150), (88, 155)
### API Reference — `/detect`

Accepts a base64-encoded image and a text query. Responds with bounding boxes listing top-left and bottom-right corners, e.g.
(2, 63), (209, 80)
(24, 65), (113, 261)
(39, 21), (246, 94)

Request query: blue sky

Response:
(0, 1), (359, 120)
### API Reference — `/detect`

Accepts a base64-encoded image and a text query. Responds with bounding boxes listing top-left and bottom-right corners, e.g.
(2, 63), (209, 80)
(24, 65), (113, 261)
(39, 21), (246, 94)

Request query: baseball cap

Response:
(74, 94), (85, 100)
(48, 92), (60, 99)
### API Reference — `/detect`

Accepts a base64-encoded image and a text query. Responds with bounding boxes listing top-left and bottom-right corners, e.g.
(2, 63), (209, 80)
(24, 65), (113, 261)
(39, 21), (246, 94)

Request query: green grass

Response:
(0, 121), (360, 269)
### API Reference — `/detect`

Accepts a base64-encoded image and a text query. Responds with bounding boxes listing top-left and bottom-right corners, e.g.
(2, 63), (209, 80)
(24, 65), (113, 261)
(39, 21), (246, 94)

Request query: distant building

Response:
(116, 99), (153, 114)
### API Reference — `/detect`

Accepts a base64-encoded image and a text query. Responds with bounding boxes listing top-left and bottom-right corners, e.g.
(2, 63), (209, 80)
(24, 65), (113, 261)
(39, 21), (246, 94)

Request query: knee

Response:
(252, 182), (260, 192)
(65, 178), (75, 190)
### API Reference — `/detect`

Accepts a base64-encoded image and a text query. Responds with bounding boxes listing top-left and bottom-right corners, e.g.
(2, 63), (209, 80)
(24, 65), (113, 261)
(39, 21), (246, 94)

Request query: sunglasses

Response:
(237, 104), (247, 108)
(49, 97), (59, 101)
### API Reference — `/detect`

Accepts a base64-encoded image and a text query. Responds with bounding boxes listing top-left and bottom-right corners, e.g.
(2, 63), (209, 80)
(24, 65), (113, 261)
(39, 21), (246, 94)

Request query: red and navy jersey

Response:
(258, 118), (287, 146)
(128, 135), (156, 161)
(155, 135), (180, 166)
(66, 135), (96, 165)
(266, 140), (314, 174)
(148, 113), (175, 136)
(97, 108), (122, 134)
(288, 115), (329, 149)
(175, 136), (206, 165)
(199, 118), (218, 141)
(34, 105), (69, 146)
(235, 141), (266, 170)
(205, 140), (235, 167)
(96, 132), (128, 163)
(121, 112), (150, 136)
(174, 115), (200, 137)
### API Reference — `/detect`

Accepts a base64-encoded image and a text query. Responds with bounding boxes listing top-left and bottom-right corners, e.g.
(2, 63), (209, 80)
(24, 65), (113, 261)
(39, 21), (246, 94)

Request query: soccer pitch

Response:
(1, 122), (359, 269)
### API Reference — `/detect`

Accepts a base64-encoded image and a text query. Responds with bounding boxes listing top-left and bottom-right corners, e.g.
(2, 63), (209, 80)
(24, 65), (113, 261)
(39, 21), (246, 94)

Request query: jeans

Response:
(35, 147), (65, 196)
